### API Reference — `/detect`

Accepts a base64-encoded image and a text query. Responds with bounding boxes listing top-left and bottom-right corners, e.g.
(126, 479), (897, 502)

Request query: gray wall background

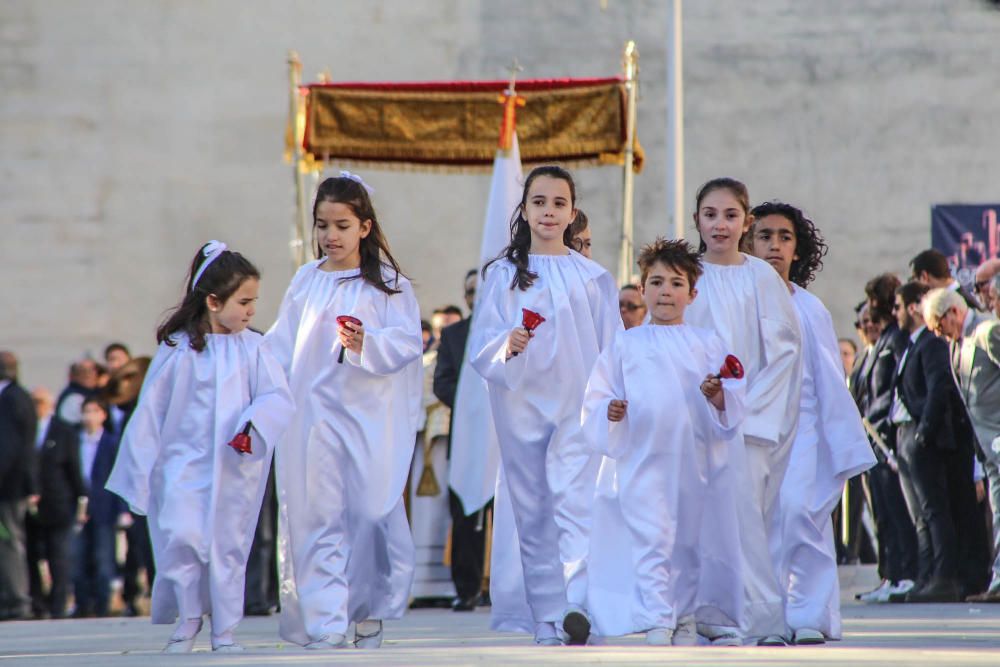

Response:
(3, 0), (999, 391)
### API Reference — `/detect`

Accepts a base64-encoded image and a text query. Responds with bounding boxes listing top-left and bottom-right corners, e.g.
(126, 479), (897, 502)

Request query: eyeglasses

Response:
(619, 302), (646, 312)
(464, 289), (476, 297)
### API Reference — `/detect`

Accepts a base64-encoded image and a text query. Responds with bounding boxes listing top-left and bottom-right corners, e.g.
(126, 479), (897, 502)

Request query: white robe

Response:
(583, 324), (746, 636)
(470, 252), (621, 632)
(778, 286), (876, 637)
(266, 261), (423, 645)
(684, 253), (803, 639)
(105, 330), (294, 636)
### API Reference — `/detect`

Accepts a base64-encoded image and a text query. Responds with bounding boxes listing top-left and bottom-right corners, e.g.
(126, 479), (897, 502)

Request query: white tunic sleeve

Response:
(265, 264), (310, 377)
(344, 278), (423, 376)
(586, 270), (625, 351)
(238, 339), (296, 452)
(746, 263), (802, 447)
(703, 334), (747, 437)
(104, 341), (184, 515)
(470, 262), (528, 391)
(580, 335), (629, 459)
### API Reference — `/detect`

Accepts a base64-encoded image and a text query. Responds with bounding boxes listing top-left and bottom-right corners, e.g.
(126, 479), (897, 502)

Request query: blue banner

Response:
(931, 204), (1000, 287)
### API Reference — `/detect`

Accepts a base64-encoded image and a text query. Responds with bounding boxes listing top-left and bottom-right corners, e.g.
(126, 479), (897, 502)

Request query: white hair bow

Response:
(191, 240), (228, 290)
(339, 170), (376, 195)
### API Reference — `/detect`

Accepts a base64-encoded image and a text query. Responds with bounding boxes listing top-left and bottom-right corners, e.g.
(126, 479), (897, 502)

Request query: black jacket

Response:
(33, 419), (87, 527)
(0, 381), (37, 501)
(894, 328), (974, 451)
(433, 318), (470, 410)
(82, 429), (126, 526)
(865, 322), (909, 446)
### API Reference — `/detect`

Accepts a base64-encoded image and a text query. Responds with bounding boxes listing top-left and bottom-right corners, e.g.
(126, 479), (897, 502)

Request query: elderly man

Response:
(974, 259), (1000, 312)
(924, 287), (1000, 602)
(618, 284), (647, 329)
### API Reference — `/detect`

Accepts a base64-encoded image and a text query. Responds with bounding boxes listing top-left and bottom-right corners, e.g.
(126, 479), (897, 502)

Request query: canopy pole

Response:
(667, 0), (685, 240)
(287, 50), (308, 267)
(618, 40), (639, 286)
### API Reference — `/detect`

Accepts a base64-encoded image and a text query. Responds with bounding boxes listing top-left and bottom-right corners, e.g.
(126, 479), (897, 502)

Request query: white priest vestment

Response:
(105, 330), (294, 637)
(778, 286), (876, 637)
(684, 254), (803, 640)
(583, 324), (747, 636)
(470, 252), (620, 632)
(266, 261), (422, 645)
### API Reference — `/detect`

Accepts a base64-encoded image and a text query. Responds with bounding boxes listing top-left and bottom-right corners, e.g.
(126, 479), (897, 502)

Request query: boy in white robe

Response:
(583, 239), (746, 646)
(106, 242), (295, 653)
(750, 202), (876, 644)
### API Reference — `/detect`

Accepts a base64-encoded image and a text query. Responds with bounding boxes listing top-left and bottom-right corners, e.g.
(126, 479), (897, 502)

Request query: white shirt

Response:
(36, 416), (51, 449)
(890, 326), (926, 424)
(79, 428), (103, 488)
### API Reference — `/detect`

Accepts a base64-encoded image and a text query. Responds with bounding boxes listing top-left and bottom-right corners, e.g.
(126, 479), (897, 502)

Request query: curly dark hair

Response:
(750, 201), (828, 288)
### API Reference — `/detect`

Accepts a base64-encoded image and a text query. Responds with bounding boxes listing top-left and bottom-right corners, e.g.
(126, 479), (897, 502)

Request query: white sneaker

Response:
(792, 628), (826, 645)
(534, 621), (563, 646)
(212, 643), (245, 653)
(672, 616), (698, 646)
(710, 633), (743, 647)
(757, 634), (788, 646)
(888, 579), (915, 598)
(562, 606), (592, 646)
(646, 627), (673, 646)
(163, 618), (203, 654)
(354, 620), (384, 648)
(305, 634), (348, 649)
(857, 579), (891, 602)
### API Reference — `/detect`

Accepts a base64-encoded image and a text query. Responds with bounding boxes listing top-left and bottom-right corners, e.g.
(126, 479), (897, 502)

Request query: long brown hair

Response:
(313, 176), (405, 295)
(484, 165), (577, 291)
(693, 177), (751, 254)
(157, 244), (260, 352)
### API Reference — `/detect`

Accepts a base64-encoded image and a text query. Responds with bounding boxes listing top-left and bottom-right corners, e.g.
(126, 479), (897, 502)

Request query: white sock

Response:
(171, 618), (202, 641)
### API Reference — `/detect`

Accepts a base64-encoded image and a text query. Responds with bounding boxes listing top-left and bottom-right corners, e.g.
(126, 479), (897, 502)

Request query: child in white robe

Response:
(684, 178), (803, 645)
(267, 173), (423, 650)
(106, 241), (294, 653)
(583, 239), (747, 646)
(750, 202), (876, 644)
(471, 165), (620, 645)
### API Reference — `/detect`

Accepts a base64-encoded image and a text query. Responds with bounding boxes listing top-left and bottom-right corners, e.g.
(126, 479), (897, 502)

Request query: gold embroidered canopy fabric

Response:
(303, 78), (643, 171)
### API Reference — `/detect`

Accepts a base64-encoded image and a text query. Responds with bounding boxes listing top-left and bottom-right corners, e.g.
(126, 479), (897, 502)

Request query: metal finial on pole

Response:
(506, 58), (523, 94)
(618, 40), (639, 286)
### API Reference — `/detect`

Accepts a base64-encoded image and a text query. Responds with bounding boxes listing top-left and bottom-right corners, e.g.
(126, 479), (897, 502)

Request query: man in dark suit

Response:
(433, 269), (491, 612)
(72, 397), (127, 617)
(25, 389), (86, 619)
(0, 352), (37, 621)
(855, 275), (919, 603)
(910, 248), (983, 311)
(890, 281), (982, 602)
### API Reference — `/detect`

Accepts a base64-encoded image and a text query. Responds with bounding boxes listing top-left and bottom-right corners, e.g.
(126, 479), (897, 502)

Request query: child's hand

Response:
(701, 374), (725, 411)
(607, 399), (628, 422)
(338, 320), (365, 354)
(506, 327), (531, 358)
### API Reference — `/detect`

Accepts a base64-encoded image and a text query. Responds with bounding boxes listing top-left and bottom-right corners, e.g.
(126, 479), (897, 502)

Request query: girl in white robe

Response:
(749, 202), (876, 644)
(471, 165), (620, 645)
(683, 179), (803, 645)
(106, 242), (294, 653)
(583, 239), (747, 646)
(267, 174), (423, 650)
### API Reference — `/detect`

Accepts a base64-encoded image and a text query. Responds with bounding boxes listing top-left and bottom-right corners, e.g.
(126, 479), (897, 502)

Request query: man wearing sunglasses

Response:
(618, 285), (647, 329)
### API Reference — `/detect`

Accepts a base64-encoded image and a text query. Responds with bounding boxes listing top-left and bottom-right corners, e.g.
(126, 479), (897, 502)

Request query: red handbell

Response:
(336, 315), (363, 364)
(228, 422), (253, 455)
(716, 354), (745, 380)
(512, 308), (546, 357)
(521, 308), (546, 332)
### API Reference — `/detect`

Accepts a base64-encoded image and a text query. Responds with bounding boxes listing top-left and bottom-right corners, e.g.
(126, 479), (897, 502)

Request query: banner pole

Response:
(287, 50), (308, 267)
(668, 0), (685, 240)
(619, 40), (639, 286)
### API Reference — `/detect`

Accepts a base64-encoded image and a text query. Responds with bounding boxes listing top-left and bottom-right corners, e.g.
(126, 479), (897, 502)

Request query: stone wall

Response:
(2, 0), (998, 389)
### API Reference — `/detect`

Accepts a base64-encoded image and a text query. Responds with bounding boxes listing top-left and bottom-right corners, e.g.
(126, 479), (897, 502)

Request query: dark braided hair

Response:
(750, 201), (828, 288)
(483, 165), (576, 291)
(313, 176), (406, 295)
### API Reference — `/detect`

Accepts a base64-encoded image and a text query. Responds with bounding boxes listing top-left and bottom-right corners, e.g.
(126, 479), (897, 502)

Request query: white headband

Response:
(339, 170), (375, 195)
(191, 240), (228, 291)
